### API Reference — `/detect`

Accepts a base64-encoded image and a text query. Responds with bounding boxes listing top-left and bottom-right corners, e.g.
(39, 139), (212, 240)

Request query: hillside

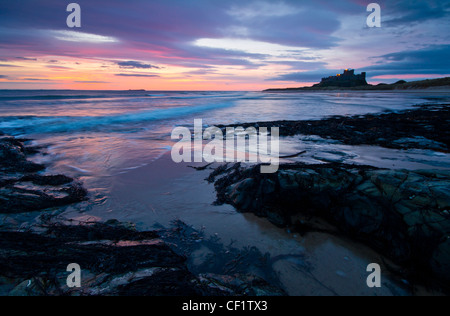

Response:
(264, 77), (450, 92)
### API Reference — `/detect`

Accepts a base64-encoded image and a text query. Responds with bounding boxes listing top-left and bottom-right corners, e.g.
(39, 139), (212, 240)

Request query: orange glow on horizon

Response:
(0, 56), (313, 91)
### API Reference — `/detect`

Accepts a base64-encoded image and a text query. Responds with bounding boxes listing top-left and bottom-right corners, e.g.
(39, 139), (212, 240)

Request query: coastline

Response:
(263, 77), (450, 93)
(0, 136), (286, 296)
(1, 102), (449, 296)
(218, 103), (450, 152)
(0, 137), (423, 296)
(211, 103), (450, 293)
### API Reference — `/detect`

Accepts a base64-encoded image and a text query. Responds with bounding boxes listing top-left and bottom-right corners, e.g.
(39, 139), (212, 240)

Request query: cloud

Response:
(0, 81), (58, 84)
(22, 78), (51, 81)
(269, 60), (327, 70)
(382, 0), (450, 26)
(46, 65), (72, 70)
(115, 74), (160, 77)
(184, 69), (218, 76)
(0, 0), (448, 87)
(272, 45), (450, 83)
(74, 80), (110, 83)
(225, 6), (342, 48)
(271, 68), (341, 82)
(0, 75), (8, 79)
(0, 64), (21, 67)
(363, 45), (450, 77)
(50, 30), (119, 43)
(15, 56), (37, 61)
(0, 0), (347, 68)
(117, 61), (160, 69)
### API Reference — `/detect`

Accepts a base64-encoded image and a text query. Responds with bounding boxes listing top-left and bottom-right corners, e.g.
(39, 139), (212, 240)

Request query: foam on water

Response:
(0, 101), (236, 134)
(1, 90), (449, 177)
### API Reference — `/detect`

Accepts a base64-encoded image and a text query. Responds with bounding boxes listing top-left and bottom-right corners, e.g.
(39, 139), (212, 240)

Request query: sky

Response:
(0, 0), (449, 90)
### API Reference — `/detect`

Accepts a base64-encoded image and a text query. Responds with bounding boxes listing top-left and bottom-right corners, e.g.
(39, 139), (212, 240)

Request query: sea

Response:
(1, 89), (450, 295)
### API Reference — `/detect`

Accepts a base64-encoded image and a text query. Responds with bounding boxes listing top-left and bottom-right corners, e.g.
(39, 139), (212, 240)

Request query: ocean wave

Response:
(0, 95), (114, 101)
(0, 101), (235, 135)
(146, 93), (243, 100)
(147, 94), (167, 98)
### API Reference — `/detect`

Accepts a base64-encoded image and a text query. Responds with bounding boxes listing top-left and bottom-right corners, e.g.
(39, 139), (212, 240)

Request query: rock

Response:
(0, 221), (215, 296)
(198, 273), (285, 296)
(219, 103), (450, 152)
(0, 136), (87, 214)
(260, 178), (276, 195)
(226, 178), (256, 210)
(431, 239), (450, 283)
(356, 180), (382, 198)
(278, 170), (299, 191)
(371, 170), (407, 202)
(0, 178), (87, 214)
(212, 162), (450, 287)
(393, 136), (447, 151)
(0, 137), (44, 173)
(430, 185), (450, 210)
(1, 220), (285, 296)
(0, 139), (26, 162)
(340, 195), (383, 234)
(8, 280), (36, 297)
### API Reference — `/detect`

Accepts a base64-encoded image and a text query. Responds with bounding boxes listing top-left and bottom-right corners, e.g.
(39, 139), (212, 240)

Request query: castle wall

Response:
(315, 69), (368, 87)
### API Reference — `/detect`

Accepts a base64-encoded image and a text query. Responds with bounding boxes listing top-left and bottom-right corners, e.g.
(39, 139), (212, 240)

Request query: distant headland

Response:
(264, 69), (450, 92)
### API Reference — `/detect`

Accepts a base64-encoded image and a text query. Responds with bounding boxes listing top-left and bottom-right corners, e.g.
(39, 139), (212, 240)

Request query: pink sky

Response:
(0, 1), (449, 90)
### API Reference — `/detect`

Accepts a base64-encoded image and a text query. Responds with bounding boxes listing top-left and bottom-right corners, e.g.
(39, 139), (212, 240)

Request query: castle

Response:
(314, 69), (368, 88)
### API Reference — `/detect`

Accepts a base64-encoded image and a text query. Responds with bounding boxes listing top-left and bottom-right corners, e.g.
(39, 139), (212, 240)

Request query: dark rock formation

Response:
(0, 220), (285, 296)
(0, 137), (44, 173)
(0, 136), (87, 213)
(218, 104), (450, 153)
(211, 163), (450, 289)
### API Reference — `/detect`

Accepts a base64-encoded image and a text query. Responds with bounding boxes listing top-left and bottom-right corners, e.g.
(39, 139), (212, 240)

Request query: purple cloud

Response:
(0, 0), (448, 84)
(117, 61), (160, 69)
(0, 1), (344, 66)
(22, 78), (51, 81)
(115, 74), (159, 77)
(74, 80), (110, 83)
(363, 45), (450, 77)
(15, 57), (37, 61)
(46, 65), (72, 70)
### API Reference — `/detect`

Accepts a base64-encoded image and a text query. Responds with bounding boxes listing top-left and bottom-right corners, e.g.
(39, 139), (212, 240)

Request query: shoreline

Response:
(210, 103), (450, 293)
(0, 139), (419, 296)
(218, 103), (450, 153)
(0, 135), (285, 296)
(1, 102), (449, 295)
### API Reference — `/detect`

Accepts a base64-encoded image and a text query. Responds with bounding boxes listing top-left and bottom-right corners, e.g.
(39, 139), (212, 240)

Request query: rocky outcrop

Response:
(212, 163), (450, 287)
(0, 137), (44, 173)
(218, 104), (450, 153)
(0, 220), (284, 296)
(0, 136), (87, 213)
